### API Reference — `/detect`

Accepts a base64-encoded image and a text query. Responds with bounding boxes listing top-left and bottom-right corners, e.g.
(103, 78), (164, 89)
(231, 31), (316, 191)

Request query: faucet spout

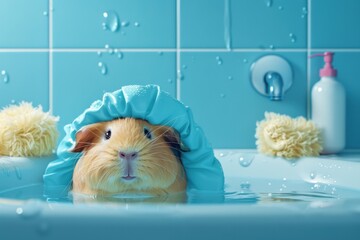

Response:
(264, 71), (283, 101)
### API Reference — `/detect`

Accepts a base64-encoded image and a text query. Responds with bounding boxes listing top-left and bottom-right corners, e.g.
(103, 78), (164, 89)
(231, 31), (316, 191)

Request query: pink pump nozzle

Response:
(310, 52), (337, 77)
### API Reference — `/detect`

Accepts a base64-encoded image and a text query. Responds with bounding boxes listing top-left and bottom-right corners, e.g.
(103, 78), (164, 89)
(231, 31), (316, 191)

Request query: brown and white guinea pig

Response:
(70, 118), (187, 196)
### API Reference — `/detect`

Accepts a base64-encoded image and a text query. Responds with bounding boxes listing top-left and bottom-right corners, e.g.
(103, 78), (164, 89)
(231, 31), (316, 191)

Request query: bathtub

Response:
(1, 150), (360, 240)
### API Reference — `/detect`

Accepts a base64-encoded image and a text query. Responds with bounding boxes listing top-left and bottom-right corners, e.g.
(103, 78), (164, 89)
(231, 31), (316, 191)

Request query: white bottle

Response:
(311, 52), (346, 154)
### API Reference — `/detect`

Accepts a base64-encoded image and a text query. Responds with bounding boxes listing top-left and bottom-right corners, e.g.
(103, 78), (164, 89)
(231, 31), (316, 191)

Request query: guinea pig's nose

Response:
(119, 151), (138, 161)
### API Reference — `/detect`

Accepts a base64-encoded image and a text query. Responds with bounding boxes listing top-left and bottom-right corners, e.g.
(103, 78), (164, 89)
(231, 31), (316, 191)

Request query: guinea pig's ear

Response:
(71, 123), (105, 152)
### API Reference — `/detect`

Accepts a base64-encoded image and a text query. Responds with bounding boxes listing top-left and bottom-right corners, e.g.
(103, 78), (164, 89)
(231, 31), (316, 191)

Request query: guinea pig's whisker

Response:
(140, 155), (179, 167)
(75, 142), (98, 145)
(139, 161), (178, 179)
(137, 115), (185, 152)
(139, 147), (171, 157)
(137, 131), (171, 153)
(140, 154), (178, 162)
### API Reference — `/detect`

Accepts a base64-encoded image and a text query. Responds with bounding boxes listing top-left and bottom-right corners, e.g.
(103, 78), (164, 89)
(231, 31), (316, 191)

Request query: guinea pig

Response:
(70, 118), (187, 196)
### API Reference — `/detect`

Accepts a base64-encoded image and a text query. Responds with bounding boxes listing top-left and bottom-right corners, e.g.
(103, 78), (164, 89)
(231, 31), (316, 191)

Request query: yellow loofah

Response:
(0, 102), (59, 157)
(256, 112), (322, 158)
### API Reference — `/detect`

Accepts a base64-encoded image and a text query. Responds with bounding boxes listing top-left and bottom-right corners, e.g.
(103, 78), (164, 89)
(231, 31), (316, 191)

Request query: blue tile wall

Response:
(0, 0), (359, 150)
(53, 0), (176, 48)
(0, 0), (48, 48)
(312, 0), (360, 48)
(0, 53), (49, 110)
(53, 52), (176, 136)
(181, 52), (307, 148)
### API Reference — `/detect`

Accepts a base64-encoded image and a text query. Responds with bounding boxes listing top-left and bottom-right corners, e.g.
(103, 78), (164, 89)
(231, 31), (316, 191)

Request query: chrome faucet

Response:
(264, 71), (283, 101)
(251, 55), (293, 101)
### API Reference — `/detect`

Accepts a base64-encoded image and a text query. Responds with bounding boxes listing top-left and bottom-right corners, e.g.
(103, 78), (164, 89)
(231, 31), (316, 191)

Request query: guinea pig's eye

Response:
(104, 130), (111, 140)
(143, 127), (152, 140)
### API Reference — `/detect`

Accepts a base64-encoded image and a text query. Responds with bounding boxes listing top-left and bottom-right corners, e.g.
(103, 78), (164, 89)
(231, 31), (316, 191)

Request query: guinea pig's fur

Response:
(71, 118), (187, 196)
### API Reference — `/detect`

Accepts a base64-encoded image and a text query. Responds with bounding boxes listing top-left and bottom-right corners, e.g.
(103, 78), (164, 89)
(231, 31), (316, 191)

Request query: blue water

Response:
(1, 177), (360, 206)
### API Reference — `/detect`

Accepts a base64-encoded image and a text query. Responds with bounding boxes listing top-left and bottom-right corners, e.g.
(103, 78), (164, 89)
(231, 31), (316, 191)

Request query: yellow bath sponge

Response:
(0, 102), (59, 157)
(256, 112), (322, 158)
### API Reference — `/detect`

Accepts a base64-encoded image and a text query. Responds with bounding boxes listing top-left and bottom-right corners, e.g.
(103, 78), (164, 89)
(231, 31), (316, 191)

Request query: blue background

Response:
(0, 0), (359, 149)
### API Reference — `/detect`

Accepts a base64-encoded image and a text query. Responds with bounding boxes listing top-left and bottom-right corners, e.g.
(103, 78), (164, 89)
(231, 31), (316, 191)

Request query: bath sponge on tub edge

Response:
(255, 112), (322, 158)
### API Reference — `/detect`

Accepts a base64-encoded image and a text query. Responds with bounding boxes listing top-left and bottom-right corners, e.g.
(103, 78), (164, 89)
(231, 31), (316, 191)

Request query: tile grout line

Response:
(176, 0), (181, 100)
(49, 0), (53, 114)
(306, 0), (312, 119)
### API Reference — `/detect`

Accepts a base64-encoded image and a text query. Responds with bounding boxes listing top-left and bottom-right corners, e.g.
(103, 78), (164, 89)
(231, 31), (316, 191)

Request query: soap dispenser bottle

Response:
(311, 52), (345, 154)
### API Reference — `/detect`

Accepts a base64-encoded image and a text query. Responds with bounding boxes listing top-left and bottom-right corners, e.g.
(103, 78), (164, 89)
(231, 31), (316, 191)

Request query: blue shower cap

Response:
(43, 85), (224, 196)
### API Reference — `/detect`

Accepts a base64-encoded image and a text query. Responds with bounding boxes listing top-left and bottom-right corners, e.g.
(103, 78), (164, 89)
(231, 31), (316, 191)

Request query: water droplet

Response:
(278, 6), (283, 10)
(182, 64), (187, 69)
(158, 51), (163, 56)
(279, 188), (283, 192)
(15, 200), (43, 219)
(268, 193), (272, 197)
(97, 51), (102, 57)
(11, 99), (16, 104)
(117, 51), (123, 59)
(302, 7), (308, 15)
(291, 162), (296, 167)
(219, 152), (225, 157)
(310, 172), (316, 179)
(266, 0), (272, 7)
(15, 167), (22, 180)
(121, 21), (130, 27)
(228, 76), (233, 80)
(102, 11), (120, 32)
(15, 199), (42, 219)
(177, 70), (184, 81)
(282, 184), (287, 189)
(283, 177), (287, 181)
(289, 33), (294, 38)
(220, 93), (226, 98)
(16, 208), (24, 215)
(268, 182), (272, 186)
(239, 155), (254, 167)
(134, 22), (140, 27)
(43, 11), (48, 16)
(313, 183), (321, 190)
(243, 58), (248, 63)
(215, 56), (223, 65)
(104, 44), (114, 54)
(98, 62), (107, 75)
(167, 78), (173, 83)
(269, 44), (275, 49)
(1, 70), (9, 83)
